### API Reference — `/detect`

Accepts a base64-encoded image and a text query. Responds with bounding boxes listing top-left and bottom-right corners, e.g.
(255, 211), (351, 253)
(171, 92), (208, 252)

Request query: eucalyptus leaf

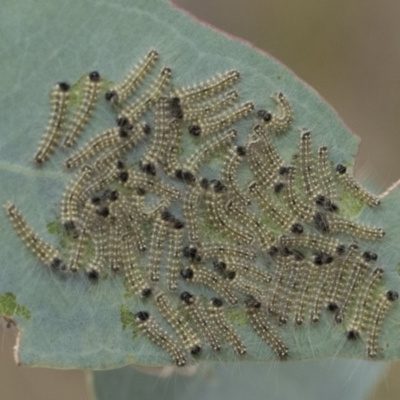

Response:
(0, 0), (399, 371)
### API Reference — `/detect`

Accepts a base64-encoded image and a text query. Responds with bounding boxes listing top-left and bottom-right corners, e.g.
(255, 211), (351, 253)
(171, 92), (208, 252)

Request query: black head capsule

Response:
(136, 187), (146, 196)
(188, 124), (201, 136)
(336, 164), (347, 174)
(64, 220), (76, 233)
(139, 161), (156, 176)
(119, 125), (133, 137)
(281, 246), (292, 257)
(107, 190), (119, 202)
(91, 195), (102, 205)
(175, 169), (195, 183)
(180, 291), (194, 304)
(175, 169), (184, 180)
(278, 166), (289, 176)
(142, 123), (151, 135)
(183, 171), (196, 183)
(319, 197), (339, 212)
(116, 160), (125, 169)
(50, 257), (65, 270)
(386, 291), (399, 302)
(64, 220), (79, 239)
(122, 122), (134, 132)
(105, 90), (117, 102)
(315, 195), (338, 212)
(170, 110), (183, 120)
(173, 220), (185, 230)
(346, 330), (360, 340)
(117, 117), (130, 128)
(86, 269), (99, 282)
(161, 210), (176, 223)
(200, 177), (210, 190)
(227, 271), (236, 280)
(58, 82), (70, 92)
(118, 171), (129, 183)
(118, 126), (130, 138)
(89, 71), (101, 82)
(170, 97), (183, 119)
(315, 195), (326, 206)
(213, 260), (227, 272)
(362, 251), (378, 262)
(268, 246), (279, 257)
(257, 109), (272, 122)
(329, 203), (339, 212)
(211, 180), (227, 193)
(336, 245), (346, 255)
(325, 255), (334, 264)
(248, 298), (262, 309)
(290, 223), (304, 234)
(183, 245), (193, 258)
(313, 254), (324, 266)
(313, 212), (330, 233)
(254, 302), (262, 309)
(327, 302), (338, 312)
(190, 345), (202, 356)
(180, 268), (194, 280)
(135, 311), (150, 322)
(273, 182), (285, 193)
(314, 252), (333, 265)
(236, 146), (246, 156)
(141, 288), (152, 298)
(170, 97), (180, 106)
(96, 207), (110, 218)
(183, 246), (201, 262)
(211, 298), (223, 308)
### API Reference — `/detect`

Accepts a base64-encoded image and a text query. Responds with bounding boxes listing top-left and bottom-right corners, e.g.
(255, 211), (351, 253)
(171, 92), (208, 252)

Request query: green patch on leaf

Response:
(47, 221), (62, 235)
(338, 189), (365, 218)
(0, 293), (31, 320)
(120, 305), (135, 331)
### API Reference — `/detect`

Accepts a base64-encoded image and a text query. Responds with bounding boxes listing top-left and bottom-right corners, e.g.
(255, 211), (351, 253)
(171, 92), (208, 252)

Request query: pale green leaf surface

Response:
(0, 0), (399, 370)
(91, 360), (386, 400)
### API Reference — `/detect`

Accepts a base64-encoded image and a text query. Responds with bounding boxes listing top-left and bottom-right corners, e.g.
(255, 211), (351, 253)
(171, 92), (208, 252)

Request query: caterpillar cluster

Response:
(4, 49), (397, 366)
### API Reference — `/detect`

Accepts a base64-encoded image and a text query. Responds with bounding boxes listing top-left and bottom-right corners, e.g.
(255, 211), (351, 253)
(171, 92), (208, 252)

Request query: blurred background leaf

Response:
(91, 360), (386, 400)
